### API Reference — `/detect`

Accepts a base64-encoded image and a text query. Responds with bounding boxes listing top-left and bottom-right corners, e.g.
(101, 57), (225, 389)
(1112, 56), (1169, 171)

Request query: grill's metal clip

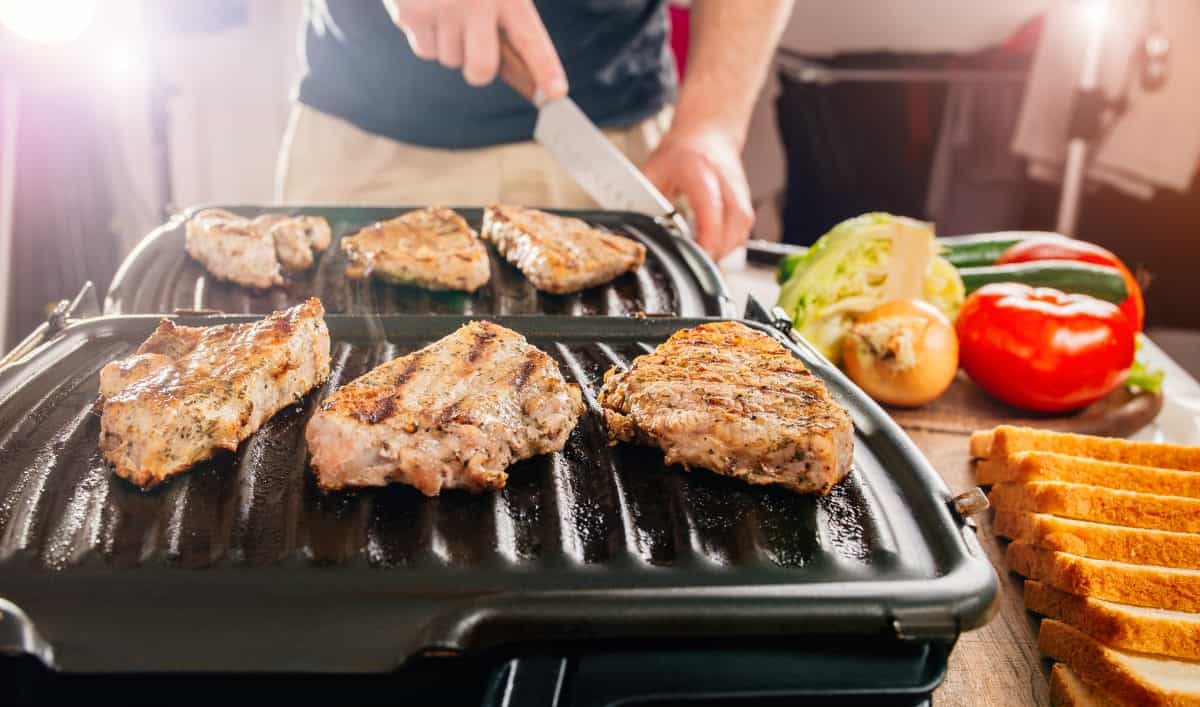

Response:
(0, 281), (99, 372)
(653, 211), (692, 243)
(768, 305), (840, 370)
(769, 306), (794, 336)
(951, 488), (990, 519)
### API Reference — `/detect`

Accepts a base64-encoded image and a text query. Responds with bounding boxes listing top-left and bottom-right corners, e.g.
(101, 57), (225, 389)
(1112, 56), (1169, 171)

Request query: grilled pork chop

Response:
(597, 322), (854, 495)
(341, 207), (490, 291)
(99, 299), (331, 488)
(184, 209), (331, 288)
(259, 214), (332, 272)
(306, 321), (584, 495)
(481, 205), (645, 294)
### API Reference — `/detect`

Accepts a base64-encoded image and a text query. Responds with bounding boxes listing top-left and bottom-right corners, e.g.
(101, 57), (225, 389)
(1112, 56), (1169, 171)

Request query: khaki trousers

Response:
(276, 104), (673, 208)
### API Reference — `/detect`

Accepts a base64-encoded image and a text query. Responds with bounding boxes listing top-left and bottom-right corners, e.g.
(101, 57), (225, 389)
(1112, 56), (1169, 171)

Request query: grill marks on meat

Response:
(99, 299), (332, 488)
(184, 209), (332, 289)
(305, 321), (584, 495)
(481, 205), (645, 294)
(341, 207), (490, 292)
(597, 322), (855, 495)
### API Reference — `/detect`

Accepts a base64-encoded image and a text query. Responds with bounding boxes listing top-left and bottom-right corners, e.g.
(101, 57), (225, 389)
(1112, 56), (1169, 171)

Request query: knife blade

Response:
(498, 39), (679, 222)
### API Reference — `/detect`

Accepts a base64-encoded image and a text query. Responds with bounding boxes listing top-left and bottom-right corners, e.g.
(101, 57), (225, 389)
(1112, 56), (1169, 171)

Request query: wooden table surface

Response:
(910, 429), (1045, 707)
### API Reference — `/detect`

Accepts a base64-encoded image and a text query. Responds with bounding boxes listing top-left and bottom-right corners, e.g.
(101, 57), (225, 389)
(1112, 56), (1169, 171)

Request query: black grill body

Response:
(0, 206), (995, 705)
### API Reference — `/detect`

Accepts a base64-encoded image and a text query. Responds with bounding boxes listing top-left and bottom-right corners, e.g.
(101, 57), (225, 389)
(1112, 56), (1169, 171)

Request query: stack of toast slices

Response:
(972, 425), (1200, 706)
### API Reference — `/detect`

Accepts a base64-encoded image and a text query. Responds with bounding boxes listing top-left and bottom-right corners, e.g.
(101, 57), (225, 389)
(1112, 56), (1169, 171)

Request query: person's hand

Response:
(641, 125), (754, 261)
(383, 0), (568, 99)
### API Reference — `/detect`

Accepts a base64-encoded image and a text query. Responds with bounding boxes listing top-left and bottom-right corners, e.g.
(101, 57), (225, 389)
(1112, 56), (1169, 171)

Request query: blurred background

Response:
(0, 0), (1196, 360)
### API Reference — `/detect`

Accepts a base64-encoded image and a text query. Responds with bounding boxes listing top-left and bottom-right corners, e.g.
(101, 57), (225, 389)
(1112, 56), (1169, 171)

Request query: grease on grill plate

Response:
(0, 331), (900, 574)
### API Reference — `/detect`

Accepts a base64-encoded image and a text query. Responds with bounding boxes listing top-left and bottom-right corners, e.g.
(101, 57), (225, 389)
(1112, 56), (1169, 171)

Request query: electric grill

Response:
(0, 207), (996, 706)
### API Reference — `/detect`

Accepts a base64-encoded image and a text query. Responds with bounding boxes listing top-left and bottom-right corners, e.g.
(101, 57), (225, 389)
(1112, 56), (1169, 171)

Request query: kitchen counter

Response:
(720, 250), (1200, 707)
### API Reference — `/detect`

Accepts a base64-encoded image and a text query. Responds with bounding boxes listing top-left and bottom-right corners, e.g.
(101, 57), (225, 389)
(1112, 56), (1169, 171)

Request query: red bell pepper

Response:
(997, 237), (1144, 331)
(956, 283), (1136, 413)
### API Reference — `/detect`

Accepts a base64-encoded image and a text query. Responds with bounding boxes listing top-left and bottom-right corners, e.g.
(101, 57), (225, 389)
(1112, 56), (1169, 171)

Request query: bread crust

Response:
(1007, 542), (1200, 613)
(977, 426), (1200, 470)
(989, 481), (1200, 534)
(996, 511), (1200, 570)
(1049, 663), (1126, 707)
(1040, 619), (1200, 707)
(977, 424), (1200, 702)
(1028, 581), (1200, 661)
(979, 451), (1200, 498)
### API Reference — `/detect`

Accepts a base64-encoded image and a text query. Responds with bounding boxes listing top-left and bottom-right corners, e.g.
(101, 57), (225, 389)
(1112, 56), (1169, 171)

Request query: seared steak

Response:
(99, 299), (331, 488)
(306, 321), (584, 495)
(597, 322), (854, 495)
(341, 207), (491, 291)
(481, 205), (645, 294)
(184, 209), (331, 288)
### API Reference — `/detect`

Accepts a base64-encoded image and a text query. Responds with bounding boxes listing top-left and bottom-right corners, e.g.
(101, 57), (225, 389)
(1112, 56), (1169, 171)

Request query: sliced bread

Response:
(1050, 663), (1123, 707)
(978, 451), (1200, 498)
(1027, 580), (1200, 661)
(1006, 542), (1200, 613)
(989, 481), (1200, 534)
(1040, 619), (1200, 706)
(995, 511), (1200, 570)
(970, 429), (997, 459)
(972, 426), (1200, 471)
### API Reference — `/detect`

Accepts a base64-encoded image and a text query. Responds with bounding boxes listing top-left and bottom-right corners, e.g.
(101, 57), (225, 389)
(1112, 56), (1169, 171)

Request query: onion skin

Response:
(842, 299), (959, 408)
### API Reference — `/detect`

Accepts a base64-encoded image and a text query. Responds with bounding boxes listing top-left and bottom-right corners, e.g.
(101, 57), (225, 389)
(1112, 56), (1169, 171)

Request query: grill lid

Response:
(104, 206), (732, 317)
(0, 313), (995, 673)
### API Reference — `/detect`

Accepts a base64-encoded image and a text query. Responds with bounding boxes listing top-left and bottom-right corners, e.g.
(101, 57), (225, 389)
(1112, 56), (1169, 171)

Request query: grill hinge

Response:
(0, 597), (53, 667)
(768, 306), (839, 369)
(890, 607), (959, 641)
(0, 281), (98, 373)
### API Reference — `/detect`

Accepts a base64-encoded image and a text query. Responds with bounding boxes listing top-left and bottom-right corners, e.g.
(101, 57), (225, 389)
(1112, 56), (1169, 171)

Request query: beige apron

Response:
(276, 103), (673, 208)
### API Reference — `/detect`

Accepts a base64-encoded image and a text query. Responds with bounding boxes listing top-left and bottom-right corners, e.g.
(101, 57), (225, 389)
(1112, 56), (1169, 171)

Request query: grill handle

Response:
(483, 645), (944, 706)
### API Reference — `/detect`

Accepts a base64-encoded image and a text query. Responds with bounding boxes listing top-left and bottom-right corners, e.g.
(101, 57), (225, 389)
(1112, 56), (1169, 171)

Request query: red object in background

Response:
(999, 14), (1044, 55)
(956, 283), (1136, 413)
(996, 237), (1145, 332)
(668, 4), (689, 80)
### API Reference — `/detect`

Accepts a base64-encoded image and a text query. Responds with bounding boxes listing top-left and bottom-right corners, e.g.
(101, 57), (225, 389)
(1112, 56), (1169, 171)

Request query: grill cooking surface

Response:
(105, 206), (729, 317)
(0, 315), (993, 673)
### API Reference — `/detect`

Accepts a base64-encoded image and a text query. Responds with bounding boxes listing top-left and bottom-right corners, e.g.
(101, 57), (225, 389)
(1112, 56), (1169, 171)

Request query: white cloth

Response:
(1012, 0), (1200, 198)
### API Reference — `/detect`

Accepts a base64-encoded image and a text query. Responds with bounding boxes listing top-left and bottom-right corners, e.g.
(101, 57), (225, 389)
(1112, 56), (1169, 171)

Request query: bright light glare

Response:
(0, 0), (96, 46)
(103, 44), (140, 83)
(1081, 0), (1109, 32)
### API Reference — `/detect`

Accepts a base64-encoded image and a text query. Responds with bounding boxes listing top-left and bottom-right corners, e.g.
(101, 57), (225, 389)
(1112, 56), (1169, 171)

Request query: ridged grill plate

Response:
(0, 315), (995, 673)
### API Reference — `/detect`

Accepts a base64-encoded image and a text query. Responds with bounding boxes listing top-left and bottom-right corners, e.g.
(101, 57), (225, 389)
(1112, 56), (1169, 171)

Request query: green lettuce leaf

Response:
(775, 213), (964, 362)
(1126, 336), (1165, 394)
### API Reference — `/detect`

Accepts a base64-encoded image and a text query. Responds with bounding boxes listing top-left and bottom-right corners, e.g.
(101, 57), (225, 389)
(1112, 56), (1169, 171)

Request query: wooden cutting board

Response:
(887, 373), (1163, 437)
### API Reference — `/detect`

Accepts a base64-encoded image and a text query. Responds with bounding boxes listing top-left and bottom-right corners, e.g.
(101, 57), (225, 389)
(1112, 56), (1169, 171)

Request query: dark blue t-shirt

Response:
(297, 0), (675, 149)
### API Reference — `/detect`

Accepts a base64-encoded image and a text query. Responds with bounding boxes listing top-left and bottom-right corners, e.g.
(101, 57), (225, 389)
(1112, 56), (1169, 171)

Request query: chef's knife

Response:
(498, 40), (683, 230)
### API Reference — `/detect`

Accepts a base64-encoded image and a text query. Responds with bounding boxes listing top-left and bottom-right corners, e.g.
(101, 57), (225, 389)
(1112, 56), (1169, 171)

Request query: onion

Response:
(841, 299), (958, 407)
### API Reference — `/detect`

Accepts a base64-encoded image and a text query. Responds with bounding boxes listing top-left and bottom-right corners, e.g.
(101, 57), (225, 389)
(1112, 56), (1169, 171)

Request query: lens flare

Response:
(1081, 0), (1109, 32)
(0, 0), (96, 46)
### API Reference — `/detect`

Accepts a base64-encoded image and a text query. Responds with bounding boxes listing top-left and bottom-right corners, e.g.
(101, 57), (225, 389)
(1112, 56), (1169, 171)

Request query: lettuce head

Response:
(776, 213), (964, 363)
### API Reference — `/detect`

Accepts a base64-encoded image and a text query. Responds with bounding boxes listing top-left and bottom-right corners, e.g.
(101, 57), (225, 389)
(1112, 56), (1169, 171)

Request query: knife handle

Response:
(498, 36), (541, 105)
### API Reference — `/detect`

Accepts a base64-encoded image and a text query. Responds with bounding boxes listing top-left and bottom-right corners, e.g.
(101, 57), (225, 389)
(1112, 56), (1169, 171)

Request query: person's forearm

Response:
(672, 0), (793, 147)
